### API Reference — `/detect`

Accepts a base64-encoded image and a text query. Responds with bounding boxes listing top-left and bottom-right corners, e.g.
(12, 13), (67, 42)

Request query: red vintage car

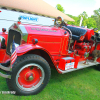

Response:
(0, 0), (100, 96)
(0, 16), (100, 95)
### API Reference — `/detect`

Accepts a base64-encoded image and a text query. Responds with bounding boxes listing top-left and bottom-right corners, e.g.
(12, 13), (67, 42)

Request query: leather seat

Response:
(66, 25), (87, 40)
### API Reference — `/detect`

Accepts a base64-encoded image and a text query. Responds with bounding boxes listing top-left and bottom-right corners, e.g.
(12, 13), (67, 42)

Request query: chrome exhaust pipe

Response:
(91, 35), (96, 41)
(96, 37), (100, 42)
(95, 32), (100, 37)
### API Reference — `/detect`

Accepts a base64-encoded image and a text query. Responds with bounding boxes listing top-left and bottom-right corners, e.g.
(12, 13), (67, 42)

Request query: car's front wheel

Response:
(6, 54), (51, 95)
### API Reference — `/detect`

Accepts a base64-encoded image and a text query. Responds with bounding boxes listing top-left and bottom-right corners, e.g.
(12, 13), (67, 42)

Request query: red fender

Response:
(16, 43), (57, 68)
(16, 44), (50, 56)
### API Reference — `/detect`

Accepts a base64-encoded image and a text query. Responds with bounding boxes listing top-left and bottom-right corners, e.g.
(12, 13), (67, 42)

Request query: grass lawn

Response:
(0, 66), (100, 100)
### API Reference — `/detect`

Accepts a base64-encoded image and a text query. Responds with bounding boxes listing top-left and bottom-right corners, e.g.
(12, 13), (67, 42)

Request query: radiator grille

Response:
(6, 29), (21, 55)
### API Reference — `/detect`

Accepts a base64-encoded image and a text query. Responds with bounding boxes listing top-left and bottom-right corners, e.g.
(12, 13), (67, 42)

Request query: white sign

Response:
(0, 9), (54, 32)
(65, 62), (75, 70)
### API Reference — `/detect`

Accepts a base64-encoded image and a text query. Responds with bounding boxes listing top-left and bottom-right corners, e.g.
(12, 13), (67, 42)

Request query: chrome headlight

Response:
(0, 36), (6, 48)
(0, 36), (5, 43)
(55, 16), (64, 27)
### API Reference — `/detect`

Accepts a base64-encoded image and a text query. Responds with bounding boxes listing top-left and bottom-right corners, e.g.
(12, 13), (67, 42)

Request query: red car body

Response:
(0, 20), (100, 95)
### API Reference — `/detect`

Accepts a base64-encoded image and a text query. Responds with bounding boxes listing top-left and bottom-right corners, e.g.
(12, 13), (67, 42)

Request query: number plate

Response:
(65, 62), (75, 70)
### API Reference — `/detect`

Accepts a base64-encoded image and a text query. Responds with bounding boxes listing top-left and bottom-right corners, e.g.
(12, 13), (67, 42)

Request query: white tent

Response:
(0, 0), (74, 21)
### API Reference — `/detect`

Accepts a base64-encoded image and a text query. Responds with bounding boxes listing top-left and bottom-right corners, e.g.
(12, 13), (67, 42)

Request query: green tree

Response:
(67, 11), (97, 29)
(91, 8), (100, 30)
(79, 11), (88, 27)
(67, 11), (88, 27)
(67, 14), (80, 26)
(56, 4), (65, 13)
(87, 17), (97, 28)
(56, 4), (98, 29)
(80, 11), (88, 18)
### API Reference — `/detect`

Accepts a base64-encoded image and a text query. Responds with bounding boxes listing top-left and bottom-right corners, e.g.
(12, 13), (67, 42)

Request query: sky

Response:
(43, 0), (100, 17)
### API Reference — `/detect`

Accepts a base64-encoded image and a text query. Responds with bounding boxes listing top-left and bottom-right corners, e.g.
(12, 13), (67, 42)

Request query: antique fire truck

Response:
(0, 16), (100, 95)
